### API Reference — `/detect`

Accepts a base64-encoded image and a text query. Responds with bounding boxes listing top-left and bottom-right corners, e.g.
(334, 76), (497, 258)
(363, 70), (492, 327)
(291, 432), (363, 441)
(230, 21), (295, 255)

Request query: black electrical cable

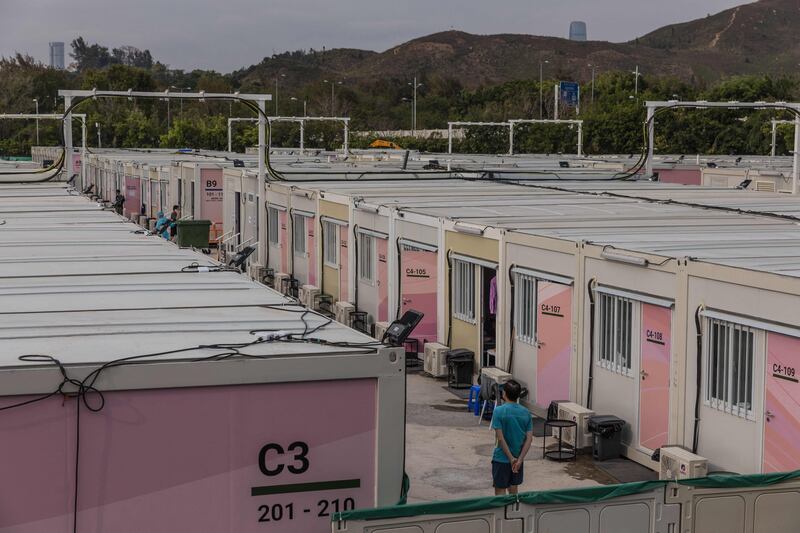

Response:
(506, 264), (516, 374)
(693, 305), (704, 454)
(395, 237), (403, 319)
(352, 224), (359, 311)
(446, 250), (453, 348)
(586, 277), (596, 410)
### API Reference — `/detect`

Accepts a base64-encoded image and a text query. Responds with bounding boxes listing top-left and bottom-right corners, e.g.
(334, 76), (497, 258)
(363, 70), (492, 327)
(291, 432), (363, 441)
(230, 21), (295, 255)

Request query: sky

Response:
(0, 0), (747, 73)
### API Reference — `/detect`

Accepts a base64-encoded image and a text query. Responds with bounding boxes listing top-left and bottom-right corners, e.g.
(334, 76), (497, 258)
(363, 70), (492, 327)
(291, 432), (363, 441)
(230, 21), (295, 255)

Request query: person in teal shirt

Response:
(490, 379), (533, 494)
(154, 211), (171, 240)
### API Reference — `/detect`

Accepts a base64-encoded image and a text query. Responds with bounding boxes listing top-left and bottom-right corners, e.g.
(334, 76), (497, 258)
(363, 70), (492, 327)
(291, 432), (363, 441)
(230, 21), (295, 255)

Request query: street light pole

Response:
(274, 74), (285, 115)
(324, 80), (341, 116)
(95, 122), (101, 148)
(633, 65), (640, 96)
(539, 60), (549, 119)
(408, 77), (423, 133)
(32, 99), (39, 145)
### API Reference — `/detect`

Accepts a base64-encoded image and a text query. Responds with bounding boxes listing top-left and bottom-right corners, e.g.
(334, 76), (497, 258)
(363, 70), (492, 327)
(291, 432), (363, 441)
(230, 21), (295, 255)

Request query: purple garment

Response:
(489, 275), (497, 315)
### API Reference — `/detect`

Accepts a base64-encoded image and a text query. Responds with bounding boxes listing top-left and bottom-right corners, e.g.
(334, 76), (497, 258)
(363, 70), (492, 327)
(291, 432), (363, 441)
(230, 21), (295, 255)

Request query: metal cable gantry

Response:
(644, 100), (800, 194)
(227, 115), (350, 154)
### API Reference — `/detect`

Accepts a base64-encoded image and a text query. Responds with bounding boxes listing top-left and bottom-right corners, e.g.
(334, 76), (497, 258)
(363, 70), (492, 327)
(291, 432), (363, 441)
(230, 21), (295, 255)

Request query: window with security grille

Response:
(597, 292), (633, 374)
(323, 221), (339, 267)
(268, 207), (279, 245)
(358, 232), (375, 283)
(705, 318), (755, 418)
(453, 259), (476, 323)
(514, 272), (536, 344)
(292, 214), (306, 255)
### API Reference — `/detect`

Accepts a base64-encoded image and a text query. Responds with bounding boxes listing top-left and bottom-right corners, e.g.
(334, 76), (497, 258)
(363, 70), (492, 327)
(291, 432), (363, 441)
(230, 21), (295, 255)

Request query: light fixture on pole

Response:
(32, 98), (39, 145)
(275, 73), (286, 115)
(170, 85), (192, 116)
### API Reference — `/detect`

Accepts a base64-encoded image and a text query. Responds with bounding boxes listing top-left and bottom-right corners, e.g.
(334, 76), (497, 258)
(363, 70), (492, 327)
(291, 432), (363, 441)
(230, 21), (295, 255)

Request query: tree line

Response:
(0, 38), (798, 157)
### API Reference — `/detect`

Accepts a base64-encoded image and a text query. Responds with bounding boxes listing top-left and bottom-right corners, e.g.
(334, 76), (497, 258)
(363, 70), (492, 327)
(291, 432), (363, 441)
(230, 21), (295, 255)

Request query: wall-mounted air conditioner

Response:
(555, 402), (595, 450)
(423, 343), (449, 377)
(334, 301), (356, 326)
(659, 446), (708, 480)
(374, 321), (390, 342)
(273, 272), (289, 294)
(299, 285), (320, 309)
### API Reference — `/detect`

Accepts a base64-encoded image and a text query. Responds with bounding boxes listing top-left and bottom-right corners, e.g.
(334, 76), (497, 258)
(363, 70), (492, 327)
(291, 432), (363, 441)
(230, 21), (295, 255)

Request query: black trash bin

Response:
(446, 348), (474, 389)
(588, 415), (626, 461)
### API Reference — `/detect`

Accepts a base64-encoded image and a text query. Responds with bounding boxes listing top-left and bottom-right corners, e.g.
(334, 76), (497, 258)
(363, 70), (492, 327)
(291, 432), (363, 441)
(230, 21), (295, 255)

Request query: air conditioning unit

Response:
(374, 321), (390, 342)
(554, 402), (595, 450)
(659, 447), (708, 480)
(273, 272), (289, 293)
(423, 343), (449, 378)
(334, 301), (356, 326)
(299, 285), (320, 309)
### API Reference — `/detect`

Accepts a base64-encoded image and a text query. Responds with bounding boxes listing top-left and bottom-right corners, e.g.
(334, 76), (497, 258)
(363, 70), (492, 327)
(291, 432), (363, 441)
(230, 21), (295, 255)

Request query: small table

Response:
(543, 419), (577, 462)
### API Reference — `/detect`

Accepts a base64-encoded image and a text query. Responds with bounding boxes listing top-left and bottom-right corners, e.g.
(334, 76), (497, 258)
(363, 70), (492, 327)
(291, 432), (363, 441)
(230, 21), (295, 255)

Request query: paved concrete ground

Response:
(405, 371), (622, 503)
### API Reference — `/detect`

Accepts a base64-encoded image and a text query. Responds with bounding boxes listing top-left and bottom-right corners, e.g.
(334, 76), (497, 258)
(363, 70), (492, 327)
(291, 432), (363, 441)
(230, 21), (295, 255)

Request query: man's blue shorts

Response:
(492, 460), (523, 489)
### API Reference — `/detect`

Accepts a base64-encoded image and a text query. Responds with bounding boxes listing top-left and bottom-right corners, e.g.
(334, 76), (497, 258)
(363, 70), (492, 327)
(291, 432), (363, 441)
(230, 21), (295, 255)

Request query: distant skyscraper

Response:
(569, 21), (587, 42)
(49, 42), (65, 69)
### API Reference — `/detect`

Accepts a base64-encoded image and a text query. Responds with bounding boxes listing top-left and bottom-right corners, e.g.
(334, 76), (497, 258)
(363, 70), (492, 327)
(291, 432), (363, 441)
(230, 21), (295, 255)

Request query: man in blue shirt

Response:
(490, 379), (533, 495)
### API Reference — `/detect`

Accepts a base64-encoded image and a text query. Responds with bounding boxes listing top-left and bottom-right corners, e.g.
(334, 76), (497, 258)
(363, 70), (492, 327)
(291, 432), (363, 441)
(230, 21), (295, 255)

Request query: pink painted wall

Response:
(657, 168), (701, 186)
(535, 282), (572, 408)
(200, 168), (224, 225)
(763, 332), (800, 473)
(400, 249), (438, 346)
(123, 176), (141, 219)
(0, 379), (377, 533)
(638, 304), (671, 451)
(377, 238), (389, 322)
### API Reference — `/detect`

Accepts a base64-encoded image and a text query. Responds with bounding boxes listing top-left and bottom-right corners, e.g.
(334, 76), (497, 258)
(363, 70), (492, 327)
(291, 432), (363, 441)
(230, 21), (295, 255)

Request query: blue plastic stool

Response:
(467, 385), (481, 415)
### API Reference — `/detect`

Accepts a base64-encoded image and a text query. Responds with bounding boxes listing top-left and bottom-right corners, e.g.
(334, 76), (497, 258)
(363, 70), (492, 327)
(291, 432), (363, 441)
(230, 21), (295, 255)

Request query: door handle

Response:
(640, 370), (649, 381)
(766, 410), (775, 422)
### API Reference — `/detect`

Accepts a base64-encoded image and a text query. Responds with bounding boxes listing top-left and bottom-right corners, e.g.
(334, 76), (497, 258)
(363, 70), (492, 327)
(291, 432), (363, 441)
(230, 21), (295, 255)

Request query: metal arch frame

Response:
(0, 113), (87, 184)
(57, 89), (272, 191)
(447, 119), (584, 156)
(644, 100), (800, 195)
(447, 121), (510, 155)
(770, 119), (796, 158)
(227, 117), (258, 152)
(227, 116), (350, 155)
(509, 119), (584, 156)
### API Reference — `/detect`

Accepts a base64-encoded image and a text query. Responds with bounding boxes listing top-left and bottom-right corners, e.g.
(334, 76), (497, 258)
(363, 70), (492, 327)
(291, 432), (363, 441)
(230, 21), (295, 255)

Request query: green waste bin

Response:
(175, 220), (212, 248)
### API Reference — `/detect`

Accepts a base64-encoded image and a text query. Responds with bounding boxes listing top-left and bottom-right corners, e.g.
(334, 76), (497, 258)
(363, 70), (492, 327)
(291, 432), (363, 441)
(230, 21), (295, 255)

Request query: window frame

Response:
(292, 213), (307, 256)
(513, 272), (537, 345)
(704, 317), (756, 420)
(323, 220), (339, 268)
(267, 206), (280, 246)
(358, 231), (375, 284)
(596, 292), (635, 376)
(452, 258), (476, 324)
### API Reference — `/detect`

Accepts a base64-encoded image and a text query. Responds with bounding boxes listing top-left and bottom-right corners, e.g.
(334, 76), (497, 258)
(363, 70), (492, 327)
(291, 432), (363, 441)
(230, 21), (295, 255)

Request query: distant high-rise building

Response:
(569, 21), (587, 42)
(49, 41), (65, 69)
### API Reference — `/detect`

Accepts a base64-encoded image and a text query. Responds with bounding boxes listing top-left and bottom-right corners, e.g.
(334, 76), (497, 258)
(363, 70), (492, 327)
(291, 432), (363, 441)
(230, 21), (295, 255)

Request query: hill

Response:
(233, 0), (800, 90)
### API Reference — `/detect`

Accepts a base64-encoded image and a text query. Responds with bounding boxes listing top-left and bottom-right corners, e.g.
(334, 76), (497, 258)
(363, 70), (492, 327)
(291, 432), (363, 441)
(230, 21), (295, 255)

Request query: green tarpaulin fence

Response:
(334, 470), (800, 522)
